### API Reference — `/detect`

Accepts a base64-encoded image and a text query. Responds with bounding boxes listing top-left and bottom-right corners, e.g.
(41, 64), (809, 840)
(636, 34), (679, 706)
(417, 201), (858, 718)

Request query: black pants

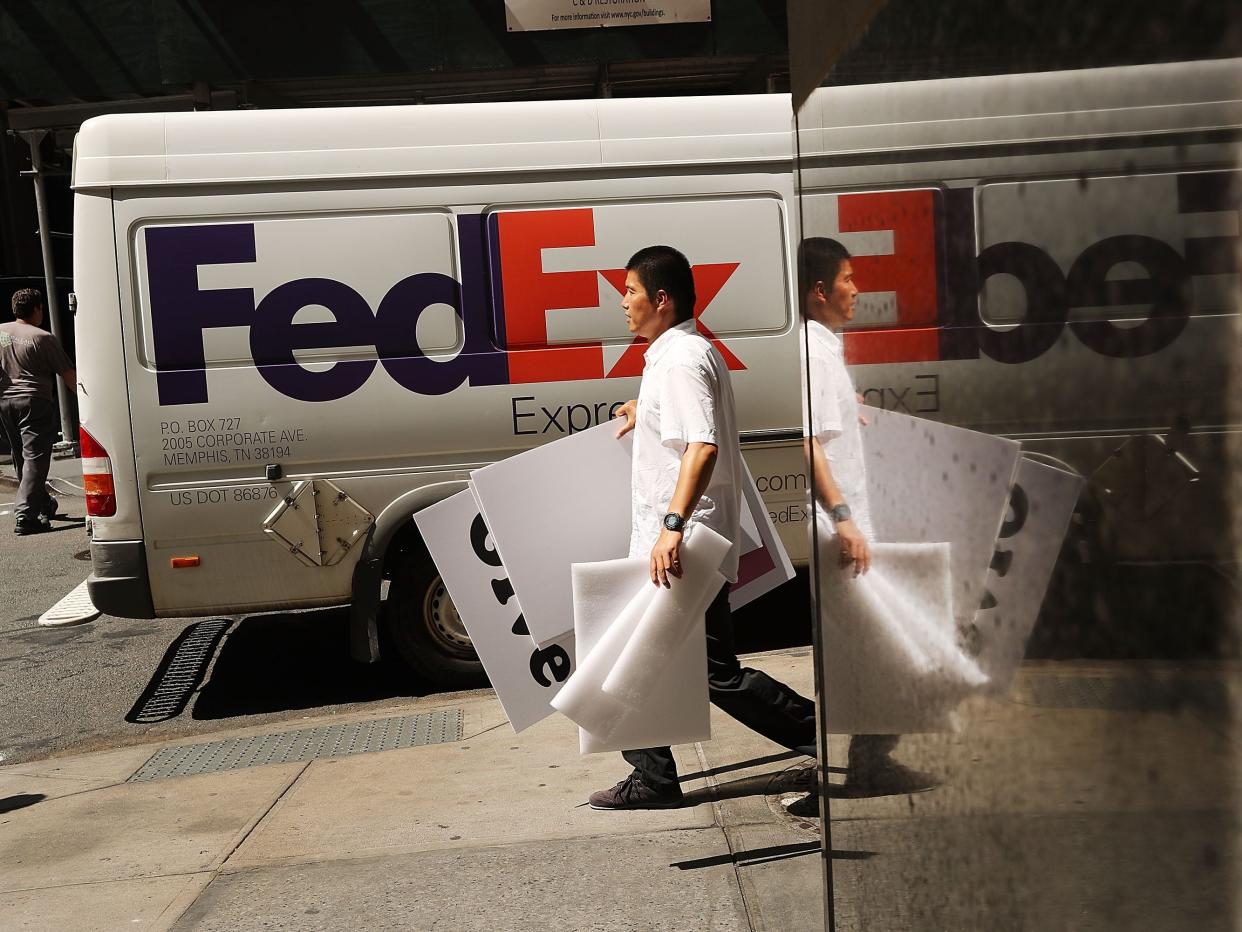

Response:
(622, 584), (818, 792)
(0, 395), (56, 524)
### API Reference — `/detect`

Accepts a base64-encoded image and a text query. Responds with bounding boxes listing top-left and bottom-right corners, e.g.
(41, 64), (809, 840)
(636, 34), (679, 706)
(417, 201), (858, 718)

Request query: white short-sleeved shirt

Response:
(628, 319), (743, 582)
(803, 319), (874, 540)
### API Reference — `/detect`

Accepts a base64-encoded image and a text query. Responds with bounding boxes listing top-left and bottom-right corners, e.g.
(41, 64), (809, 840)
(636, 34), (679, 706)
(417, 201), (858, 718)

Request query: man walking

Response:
(1, 288), (75, 535)
(802, 236), (936, 796)
(588, 245), (818, 811)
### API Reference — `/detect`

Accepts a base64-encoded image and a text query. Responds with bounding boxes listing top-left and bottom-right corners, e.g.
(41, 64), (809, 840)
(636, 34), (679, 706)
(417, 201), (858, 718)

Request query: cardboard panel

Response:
(859, 406), (1022, 631)
(413, 489), (574, 732)
(470, 422), (635, 645)
(968, 458), (1085, 695)
(472, 421), (795, 645)
(730, 461), (798, 610)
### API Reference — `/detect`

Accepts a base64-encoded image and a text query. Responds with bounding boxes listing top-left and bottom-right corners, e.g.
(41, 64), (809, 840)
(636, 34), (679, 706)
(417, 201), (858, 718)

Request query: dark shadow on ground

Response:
(192, 607), (428, 719)
(0, 793), (46, 813)
(34, 519), (85, 534)
(672, 841), (873, 869)
(679, 765), (855, 808)
(127, 619), (233, 723)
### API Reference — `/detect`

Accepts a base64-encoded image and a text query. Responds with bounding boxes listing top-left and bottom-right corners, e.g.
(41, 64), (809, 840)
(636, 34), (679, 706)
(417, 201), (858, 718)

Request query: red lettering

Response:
(602, 263), (747, 378)
(838, 190), (940, 365)
(497, 210), (605, 383)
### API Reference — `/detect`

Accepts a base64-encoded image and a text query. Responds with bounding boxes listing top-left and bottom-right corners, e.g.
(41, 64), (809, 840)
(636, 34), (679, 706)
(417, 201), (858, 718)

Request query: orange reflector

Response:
(170, 556), (201, 569)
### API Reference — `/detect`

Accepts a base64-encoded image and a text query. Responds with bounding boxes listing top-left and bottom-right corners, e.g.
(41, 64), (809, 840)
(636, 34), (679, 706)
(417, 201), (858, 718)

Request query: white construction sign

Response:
(413, 489), (575, 732)
(419, 422), (795, 735)
(505, 0), (711, 32)
(470, 423), (635, 646)
(860, 406), (1023, 632)
(969, 457), (1084, 695)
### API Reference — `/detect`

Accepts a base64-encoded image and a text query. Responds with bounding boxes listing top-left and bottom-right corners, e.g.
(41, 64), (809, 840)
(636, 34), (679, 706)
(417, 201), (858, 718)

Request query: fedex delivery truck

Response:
(72, 58), (1239, 685)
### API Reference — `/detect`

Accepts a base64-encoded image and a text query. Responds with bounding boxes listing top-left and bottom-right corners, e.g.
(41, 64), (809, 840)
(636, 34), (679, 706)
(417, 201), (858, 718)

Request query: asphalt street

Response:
(0, 469), (813, 767)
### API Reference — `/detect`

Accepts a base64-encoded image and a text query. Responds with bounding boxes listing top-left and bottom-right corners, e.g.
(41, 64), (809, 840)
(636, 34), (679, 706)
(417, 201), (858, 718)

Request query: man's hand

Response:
(650, 527), (684, 587)
(614, 399), (638, 438)
(836, 520), (870, 576)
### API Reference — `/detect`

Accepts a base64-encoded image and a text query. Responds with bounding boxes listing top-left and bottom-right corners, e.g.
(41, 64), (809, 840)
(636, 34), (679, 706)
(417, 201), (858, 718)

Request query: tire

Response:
(384, 546), (486, 689)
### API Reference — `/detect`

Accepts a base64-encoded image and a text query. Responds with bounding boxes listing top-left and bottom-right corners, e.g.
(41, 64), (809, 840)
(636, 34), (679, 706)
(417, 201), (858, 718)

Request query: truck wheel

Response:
(385, 548), (486, 689)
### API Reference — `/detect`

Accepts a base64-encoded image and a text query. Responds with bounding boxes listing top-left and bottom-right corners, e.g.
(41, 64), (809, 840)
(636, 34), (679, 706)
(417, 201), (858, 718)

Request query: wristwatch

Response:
(663, 512), (687, 532)
(829, 503), (852, 524)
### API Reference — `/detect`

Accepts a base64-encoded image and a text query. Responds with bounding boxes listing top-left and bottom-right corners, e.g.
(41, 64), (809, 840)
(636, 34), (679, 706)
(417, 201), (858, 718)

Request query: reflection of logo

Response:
(147, 209), (746, 406)
(841, 171), (1238, 366)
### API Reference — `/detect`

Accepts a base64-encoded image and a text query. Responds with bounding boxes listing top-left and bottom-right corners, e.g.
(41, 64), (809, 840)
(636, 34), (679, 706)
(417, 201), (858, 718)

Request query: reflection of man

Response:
(1, 288), (75, 536)
(802, 238), (935, 795)
(588, 245), (817, 811)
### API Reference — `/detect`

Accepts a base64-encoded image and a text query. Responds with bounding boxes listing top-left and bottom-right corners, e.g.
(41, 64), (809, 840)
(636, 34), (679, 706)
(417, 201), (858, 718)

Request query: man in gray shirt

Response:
(1, 288), (76, 535)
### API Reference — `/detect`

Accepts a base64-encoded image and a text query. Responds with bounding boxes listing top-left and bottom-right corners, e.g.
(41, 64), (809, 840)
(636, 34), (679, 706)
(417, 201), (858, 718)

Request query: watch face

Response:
(664, 513), (682, 531)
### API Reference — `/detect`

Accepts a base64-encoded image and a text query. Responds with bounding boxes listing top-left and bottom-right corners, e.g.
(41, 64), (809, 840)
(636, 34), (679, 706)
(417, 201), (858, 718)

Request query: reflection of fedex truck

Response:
(73, 58), (1239, 684)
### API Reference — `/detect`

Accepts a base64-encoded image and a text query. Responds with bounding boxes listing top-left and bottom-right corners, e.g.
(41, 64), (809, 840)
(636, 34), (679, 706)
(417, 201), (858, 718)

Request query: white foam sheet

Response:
(970, 458), (1084, 696)
(817, 542), (989, 734)
(413, 488), (574, 733)
(860, 407), (1022, 632)
(554, 534), (725, 754)
(600, 525), (731, 706)
(470, 422), (634, 646)
(730, 461), (797, 611)
(549, 560), (656, 738)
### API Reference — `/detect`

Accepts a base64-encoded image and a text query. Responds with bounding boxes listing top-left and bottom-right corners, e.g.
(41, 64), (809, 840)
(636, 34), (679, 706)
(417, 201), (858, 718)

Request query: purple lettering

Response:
(250, 278), (378, 402)
(147, 224), (256, 406)
(146, 214), (510, 405)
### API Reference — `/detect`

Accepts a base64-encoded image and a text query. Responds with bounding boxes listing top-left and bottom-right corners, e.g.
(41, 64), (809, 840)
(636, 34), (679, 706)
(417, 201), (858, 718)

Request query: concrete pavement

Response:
(1, 650), (1237, 931)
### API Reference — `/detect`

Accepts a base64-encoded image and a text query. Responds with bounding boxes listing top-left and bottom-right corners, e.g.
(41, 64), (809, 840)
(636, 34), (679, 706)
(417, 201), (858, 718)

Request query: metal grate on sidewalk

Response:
(128, 709), (463, 782)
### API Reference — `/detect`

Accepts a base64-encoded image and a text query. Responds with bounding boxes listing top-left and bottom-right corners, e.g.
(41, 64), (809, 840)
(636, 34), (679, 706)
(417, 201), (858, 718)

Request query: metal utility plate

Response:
(128, 709), (463, 782)
(264, 478), (374, 566)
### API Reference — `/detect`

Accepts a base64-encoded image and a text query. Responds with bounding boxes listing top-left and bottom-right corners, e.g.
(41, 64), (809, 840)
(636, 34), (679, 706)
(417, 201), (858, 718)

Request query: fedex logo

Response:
(829, 170), (1238, 366)
(146, 209), (749, 407)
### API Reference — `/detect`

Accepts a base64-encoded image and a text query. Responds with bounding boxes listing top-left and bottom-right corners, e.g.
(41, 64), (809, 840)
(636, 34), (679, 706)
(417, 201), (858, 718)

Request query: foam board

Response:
(730, 461), (798, 610)
(968, 457), (1084, 695)
(470, 422), (635, 646)
(858, 407), (1022, 631)
(553, 530), (727, 753)
(601, 526), (730, 706)
(413, 489), (574, 732)
(817, 542), (988, 734)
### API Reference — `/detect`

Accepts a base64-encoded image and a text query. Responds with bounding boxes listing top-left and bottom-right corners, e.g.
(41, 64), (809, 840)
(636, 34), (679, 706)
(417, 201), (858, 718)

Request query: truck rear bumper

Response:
(88, 540), (155, 618)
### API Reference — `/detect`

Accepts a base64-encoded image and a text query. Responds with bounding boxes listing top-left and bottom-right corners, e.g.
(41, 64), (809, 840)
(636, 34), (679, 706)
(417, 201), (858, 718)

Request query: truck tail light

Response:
(80, 427), (117, 517)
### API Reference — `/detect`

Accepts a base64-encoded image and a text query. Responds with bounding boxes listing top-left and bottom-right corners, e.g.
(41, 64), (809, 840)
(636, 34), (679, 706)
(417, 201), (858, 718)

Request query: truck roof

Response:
(73, 58), (1240, 190)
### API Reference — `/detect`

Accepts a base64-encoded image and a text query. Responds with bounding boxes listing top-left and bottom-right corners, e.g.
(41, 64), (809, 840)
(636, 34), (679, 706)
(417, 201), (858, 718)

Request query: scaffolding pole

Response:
(20, 129), (77, 455)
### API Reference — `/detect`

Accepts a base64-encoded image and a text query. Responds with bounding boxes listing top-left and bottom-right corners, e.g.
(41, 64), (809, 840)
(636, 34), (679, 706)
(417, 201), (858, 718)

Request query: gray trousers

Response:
(0, 395), (57, 524)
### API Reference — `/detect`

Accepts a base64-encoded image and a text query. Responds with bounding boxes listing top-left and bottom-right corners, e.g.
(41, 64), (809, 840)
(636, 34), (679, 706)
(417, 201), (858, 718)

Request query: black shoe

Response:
(588, 773), (683, 810)
(844, 760), (939, 797)
(42, 495), (59, 519)
(14, 514), (52, 536)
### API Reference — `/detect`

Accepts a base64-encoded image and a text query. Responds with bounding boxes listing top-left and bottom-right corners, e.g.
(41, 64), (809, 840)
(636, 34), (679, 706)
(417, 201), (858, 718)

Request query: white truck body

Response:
(72, 58), (1240, 680)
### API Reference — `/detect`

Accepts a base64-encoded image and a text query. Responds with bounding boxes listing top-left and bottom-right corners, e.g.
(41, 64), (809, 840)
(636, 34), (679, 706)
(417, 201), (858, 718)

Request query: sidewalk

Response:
(0, 450), (83, 494)
(0, 650), (823, 932)
(0, 651), (1236, 931)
